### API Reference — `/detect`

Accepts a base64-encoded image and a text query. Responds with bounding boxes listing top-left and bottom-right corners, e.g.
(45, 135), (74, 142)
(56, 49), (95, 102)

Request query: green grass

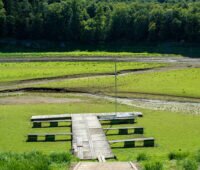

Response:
(0, 93), (133, 153)
(0, 62), (165, 83)
(38, 68), (200, 98)
(0, 93), (200, 162)
(0, 51), (182, 58)
(0, 54), (199, 169)
(0, 151), (76, 170)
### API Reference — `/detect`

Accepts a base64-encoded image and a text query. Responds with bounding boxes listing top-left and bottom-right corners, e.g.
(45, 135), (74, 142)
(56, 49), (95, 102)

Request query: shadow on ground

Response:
(0, 40), (200, 58)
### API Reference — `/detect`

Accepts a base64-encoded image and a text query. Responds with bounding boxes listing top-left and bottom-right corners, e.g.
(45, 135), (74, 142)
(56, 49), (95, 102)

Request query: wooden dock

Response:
(72, 114), (114, 160)
(28, 112), (155, 160)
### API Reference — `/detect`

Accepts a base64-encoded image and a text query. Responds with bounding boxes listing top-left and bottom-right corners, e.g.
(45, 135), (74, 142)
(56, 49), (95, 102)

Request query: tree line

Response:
(0, 0), (200, 43)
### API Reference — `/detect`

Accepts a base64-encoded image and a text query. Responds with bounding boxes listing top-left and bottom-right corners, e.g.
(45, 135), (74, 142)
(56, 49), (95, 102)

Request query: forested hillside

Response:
(0, 0), (200, 43)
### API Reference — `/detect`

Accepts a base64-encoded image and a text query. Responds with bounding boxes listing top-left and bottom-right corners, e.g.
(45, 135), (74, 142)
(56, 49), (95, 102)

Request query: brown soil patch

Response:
(0, 96), (83, 104)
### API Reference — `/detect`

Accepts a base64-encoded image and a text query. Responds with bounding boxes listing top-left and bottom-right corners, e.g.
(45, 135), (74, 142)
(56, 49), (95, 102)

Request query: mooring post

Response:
(33, 122), (42, 128)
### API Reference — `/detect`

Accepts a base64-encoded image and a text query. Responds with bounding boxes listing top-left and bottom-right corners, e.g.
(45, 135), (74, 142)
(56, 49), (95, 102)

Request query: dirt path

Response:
(0, 95), (83, 104)
(0, 56), (200, 64)
(1, 88), (199, 114)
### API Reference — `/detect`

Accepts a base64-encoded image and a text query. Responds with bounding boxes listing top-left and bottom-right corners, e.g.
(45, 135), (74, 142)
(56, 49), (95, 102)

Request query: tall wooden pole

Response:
(115, 59), (117, 114)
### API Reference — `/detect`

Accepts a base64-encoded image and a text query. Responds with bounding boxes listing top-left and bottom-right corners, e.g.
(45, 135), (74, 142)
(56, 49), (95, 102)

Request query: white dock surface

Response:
(72, 114), (114, 160)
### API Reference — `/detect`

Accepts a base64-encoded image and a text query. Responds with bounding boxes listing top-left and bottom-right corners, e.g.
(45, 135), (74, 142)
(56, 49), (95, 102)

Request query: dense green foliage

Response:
(182, 159), (198, 170)
(0, 0), (200, 43)
(0, 151), (74, 170)
(168, 151), (189, 160)
(144, 161), (163, 170)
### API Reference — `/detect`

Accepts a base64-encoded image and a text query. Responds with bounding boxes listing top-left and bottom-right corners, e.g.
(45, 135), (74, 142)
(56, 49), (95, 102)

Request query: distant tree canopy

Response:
(0, 0), (200, 43)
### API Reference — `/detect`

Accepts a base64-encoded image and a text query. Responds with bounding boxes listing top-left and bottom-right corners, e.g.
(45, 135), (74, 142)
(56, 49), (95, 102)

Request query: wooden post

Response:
(111, 119), (135, 125)
(33, 122), (41, 128)
(119, 129), (128, 135)
(111, 119), (118, 125)
(124, 141), (135, 148)
(128, 119), (135, 124)
(50, 122), (58, 127)
(27, 135), (38, 142)
(45, 135), (55, 141)
(134, 128), (144, 134)
(144, 139), (154, 147)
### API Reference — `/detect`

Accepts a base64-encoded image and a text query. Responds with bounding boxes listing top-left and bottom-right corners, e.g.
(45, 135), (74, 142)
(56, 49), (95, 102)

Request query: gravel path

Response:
(0, 56), (200, 64)
(82, 93), (200, 114)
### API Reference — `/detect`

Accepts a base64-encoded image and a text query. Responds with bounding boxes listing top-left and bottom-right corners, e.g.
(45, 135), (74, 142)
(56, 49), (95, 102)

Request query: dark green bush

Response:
(0, 152), (50, 170)
(182, 159), (198, 170)
(144, 161), (163, 170)
(49, 152), (72, 164)
(137, 153), (149, 162)
(194, 150), (200, 162)
(0, 151), (73, 170)
(168, 151), (189, 160)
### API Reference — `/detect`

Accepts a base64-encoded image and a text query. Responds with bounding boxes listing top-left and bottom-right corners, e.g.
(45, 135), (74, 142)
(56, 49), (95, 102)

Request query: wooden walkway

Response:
(29, 112), (154, 160)
(72, 114), (114, 160)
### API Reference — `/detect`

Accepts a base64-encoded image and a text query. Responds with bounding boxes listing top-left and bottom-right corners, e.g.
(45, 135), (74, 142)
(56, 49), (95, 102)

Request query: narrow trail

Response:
(0, 56), (200, 64)
(0, 87), (200, 114)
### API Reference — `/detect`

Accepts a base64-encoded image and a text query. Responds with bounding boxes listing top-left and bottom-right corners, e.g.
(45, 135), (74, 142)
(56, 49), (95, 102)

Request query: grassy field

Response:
(0, 62), (165, 83)
(0, 51), (182, 58)
(0, 56), (199, 169)
(0, 93), (134, 153)
(0, 93), (200, 169)
(38, 68), (200, 99)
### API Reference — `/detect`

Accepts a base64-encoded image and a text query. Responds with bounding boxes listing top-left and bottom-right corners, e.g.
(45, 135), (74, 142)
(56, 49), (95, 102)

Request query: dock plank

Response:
(72, 114), (114, 160)
(31, 112), (142, 121)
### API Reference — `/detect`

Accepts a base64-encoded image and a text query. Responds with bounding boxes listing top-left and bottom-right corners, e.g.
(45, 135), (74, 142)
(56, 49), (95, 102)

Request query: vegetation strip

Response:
(0, 0), (199, 43)
(0, 61), (165, 83)
(37, 68), (200, 99)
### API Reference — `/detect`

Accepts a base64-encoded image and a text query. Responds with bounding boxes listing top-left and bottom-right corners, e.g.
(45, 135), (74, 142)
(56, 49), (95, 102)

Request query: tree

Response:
(148, 21), (157, 40)
(43, 2), (65, 40)
(0, 0), (6, 37)
(110, 4), (131, 41)
(15, 0), (33, 39)
(0, 0), (199, 43)
(94, 5), (111, 42)
(70, 0), (83, 41)
(148, 6), (164, 40)
(80, 18), (96, 42)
